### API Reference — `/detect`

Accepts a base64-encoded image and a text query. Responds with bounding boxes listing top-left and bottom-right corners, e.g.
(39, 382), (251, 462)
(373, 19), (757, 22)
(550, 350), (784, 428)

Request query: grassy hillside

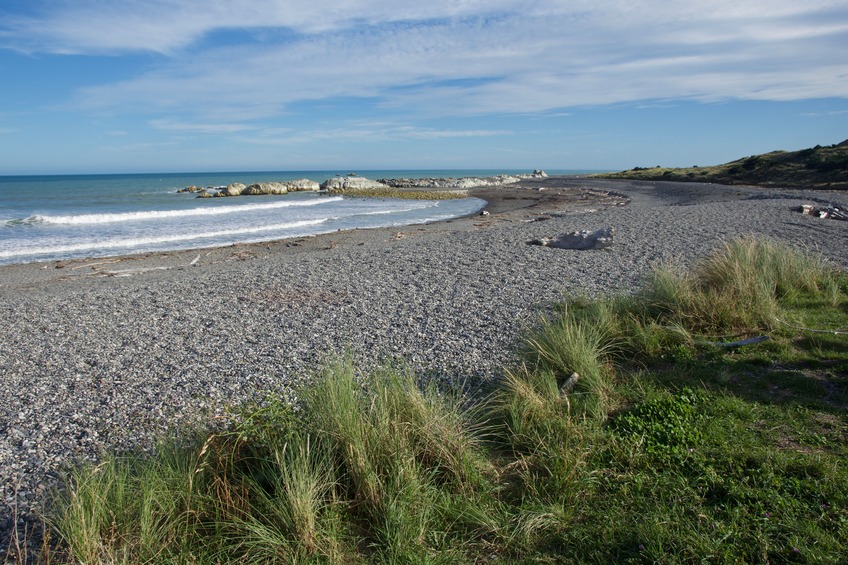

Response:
(599, 140), (848, 190)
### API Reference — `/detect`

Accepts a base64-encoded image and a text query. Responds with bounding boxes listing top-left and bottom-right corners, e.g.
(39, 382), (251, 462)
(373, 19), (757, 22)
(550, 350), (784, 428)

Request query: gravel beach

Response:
(1, 177), (846, 555)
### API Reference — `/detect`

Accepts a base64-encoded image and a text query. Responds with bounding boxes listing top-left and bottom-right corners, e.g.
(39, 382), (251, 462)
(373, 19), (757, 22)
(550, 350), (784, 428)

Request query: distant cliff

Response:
(598, 140), (848, 190)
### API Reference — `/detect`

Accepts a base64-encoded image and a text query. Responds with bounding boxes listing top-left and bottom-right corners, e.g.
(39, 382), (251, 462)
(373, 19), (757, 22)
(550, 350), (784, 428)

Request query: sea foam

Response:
(31, 196), (344, 226)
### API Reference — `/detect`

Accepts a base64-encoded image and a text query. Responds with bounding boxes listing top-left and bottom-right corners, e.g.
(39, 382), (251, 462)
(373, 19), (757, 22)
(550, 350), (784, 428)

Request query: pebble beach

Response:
(1, 177), (847, 554)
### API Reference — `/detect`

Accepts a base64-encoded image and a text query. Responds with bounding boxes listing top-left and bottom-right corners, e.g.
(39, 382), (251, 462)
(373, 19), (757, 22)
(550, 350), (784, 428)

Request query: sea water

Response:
(0, 170), (583, 265)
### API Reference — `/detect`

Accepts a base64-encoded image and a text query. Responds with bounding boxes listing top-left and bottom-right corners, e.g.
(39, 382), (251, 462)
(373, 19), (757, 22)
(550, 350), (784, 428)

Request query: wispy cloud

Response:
(2, 0), (847, 124)
(801, 109), (848, 117)
(234, 122), (511, 145)
(150, 119), (258, 134)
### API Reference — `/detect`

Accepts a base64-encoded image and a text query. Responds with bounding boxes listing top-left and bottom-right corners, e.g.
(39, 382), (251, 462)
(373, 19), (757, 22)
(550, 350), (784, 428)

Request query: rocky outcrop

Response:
(321, 176), (389, 192)
(242, 182), (291, 195)
(182, 179), (321, 197)
(379, 170), (548, 189)
(219, 183), (247, 197)
(179, 171), (549, 197)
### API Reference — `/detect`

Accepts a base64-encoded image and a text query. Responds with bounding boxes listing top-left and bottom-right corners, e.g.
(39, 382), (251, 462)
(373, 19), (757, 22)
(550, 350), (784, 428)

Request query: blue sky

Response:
(1, 0), (847, 175)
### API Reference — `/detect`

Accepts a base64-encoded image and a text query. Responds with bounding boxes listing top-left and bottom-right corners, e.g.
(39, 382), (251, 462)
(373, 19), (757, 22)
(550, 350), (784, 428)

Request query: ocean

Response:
(0, 169), (583, 265)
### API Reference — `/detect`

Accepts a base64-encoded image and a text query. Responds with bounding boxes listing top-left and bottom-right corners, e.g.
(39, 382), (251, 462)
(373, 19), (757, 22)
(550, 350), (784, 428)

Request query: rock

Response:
(321, 176), (389, 192)
(528, 228), (615, 250)
(178, 185), (204, 193)
(196, 190), (213, 198)
(286, 179), (321, 192)
(242, 182), (289, 195)
(378, 171), (547, 189)
(193, 179), (323, 197)
(220, 183), (247, 196)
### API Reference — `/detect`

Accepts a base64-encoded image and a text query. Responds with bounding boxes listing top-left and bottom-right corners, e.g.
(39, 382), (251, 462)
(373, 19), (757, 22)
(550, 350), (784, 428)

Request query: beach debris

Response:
(701, 335), (770, 348)
(528, 227), (615, 250)
(480, 210), (490, 216)
(559, 372), (580, 398)
(799, 203), (848, 221)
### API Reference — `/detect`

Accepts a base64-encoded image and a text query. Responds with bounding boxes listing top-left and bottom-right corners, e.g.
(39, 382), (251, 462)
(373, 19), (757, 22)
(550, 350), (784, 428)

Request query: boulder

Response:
(220, 183), (247, 196)
(286, 178), (321, 192)
(528, 228), (615, 250)
(321, 176), (389, 192)
(242, 182), (289, 195)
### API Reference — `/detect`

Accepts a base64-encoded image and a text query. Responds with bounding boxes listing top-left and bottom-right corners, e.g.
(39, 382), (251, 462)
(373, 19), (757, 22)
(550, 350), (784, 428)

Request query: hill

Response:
(598, 139), (848, 190)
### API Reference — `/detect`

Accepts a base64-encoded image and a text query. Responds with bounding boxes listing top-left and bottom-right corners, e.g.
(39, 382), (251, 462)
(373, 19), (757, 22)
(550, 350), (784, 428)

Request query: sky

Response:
(0, 1), (847, 175)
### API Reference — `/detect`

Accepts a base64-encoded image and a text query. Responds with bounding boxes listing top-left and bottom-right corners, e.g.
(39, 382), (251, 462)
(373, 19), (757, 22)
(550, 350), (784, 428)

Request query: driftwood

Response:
(91, 254), (203, 277)
(800, 203), (848, 221)
(701, 335), (770, 348)
(529, 227), (615, 250)
(559, 372), (580, 398)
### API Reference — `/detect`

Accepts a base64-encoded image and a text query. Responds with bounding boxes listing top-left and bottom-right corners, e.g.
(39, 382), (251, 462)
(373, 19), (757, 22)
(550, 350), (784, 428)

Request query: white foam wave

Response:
(356, 202), (436, 217)
(34, 196), (343, 226)
(0, 219), (327, 259)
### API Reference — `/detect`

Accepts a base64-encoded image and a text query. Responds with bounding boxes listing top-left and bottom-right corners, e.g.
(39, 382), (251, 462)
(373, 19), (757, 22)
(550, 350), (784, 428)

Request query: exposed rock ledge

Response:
(180, 179), (321, 198)
(320, 176), (389, 192)
(378, 170), (548, 189)
(179, 170), (548, 197)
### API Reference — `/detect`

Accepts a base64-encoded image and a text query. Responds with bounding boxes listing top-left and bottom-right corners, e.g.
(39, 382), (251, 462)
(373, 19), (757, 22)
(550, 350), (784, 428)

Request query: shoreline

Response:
(0, 177), (624, 287)
(1, 178), (847, 554)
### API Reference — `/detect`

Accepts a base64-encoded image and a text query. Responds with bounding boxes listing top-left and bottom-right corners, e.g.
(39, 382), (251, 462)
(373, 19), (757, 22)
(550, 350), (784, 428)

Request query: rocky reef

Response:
(378, 170), (548, 189)
(179, 179), (321, 198)
(179, 171), (549, 198)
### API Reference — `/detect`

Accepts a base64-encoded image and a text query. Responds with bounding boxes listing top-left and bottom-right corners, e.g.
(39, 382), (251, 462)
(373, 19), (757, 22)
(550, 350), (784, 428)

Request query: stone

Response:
(321, 176), (389, 192)
(242, 182), (289, 195)
(285, 179), (321, 192)
(220, 183), (247, 196)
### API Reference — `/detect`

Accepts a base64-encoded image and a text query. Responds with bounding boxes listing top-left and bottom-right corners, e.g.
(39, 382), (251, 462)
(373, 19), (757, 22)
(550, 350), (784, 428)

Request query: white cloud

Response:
(4, 1), (847, 122)
(150, 119), (258, 134)
(233, 122), (511, 145)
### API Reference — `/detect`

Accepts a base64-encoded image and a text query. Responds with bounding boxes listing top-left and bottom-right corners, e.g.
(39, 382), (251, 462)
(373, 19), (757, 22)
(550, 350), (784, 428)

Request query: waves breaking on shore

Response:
(5, 196), (344, 227)
(0, 182), (485, 264)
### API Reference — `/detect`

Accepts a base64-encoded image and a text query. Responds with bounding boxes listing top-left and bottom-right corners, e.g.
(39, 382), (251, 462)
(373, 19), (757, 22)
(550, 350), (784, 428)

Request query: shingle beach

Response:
(1, 177), (846, 554)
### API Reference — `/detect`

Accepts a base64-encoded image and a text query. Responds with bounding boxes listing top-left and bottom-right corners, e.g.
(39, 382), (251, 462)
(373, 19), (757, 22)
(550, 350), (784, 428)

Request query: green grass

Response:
(40, 237), (848, 563)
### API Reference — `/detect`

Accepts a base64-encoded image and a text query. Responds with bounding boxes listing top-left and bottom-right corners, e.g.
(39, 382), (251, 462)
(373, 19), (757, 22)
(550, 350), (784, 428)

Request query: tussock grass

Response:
(639, 237), (840, 333)
(44, 237), (848, 563)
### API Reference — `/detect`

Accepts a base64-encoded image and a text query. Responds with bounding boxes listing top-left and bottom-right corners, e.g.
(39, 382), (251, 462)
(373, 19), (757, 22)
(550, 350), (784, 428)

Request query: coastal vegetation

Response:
(599, 139), (848, 190)
(31, 238), (848, 563)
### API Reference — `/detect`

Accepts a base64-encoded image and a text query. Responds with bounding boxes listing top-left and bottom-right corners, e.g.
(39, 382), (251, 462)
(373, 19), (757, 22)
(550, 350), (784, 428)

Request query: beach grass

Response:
(41, 237), (848, 563)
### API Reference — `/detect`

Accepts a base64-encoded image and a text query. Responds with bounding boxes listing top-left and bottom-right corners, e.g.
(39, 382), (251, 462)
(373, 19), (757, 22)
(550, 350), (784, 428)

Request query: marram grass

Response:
(44, 237), (848, 563)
